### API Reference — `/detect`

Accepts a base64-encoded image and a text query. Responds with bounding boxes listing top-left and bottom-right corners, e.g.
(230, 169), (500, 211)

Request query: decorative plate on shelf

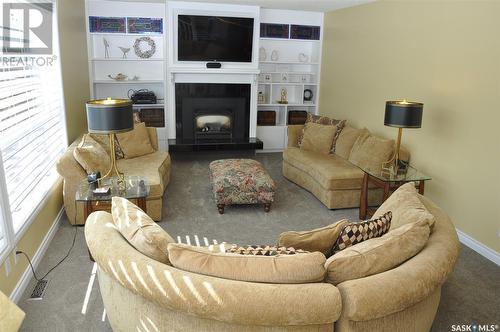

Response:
(133, 37), (156, 58)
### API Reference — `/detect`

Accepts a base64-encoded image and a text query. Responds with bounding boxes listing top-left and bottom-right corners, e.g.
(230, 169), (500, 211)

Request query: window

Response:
(0, 1), (67, 261)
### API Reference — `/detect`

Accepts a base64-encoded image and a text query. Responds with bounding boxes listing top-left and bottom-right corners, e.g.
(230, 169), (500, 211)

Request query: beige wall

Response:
(59, 0), (90, 142)
(319, 1), (500, 252)
(0, 2), (89, 296)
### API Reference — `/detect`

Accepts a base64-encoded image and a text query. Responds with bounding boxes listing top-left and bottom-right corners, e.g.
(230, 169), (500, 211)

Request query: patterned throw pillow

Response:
(331, 211), (392, 253)
(298, 113), (346, 152)
(226, 244), (308, 256)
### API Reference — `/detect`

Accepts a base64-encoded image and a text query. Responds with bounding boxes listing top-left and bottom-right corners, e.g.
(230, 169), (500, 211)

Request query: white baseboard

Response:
(10, 208), (64, 303)
(456, 228), (499, 266)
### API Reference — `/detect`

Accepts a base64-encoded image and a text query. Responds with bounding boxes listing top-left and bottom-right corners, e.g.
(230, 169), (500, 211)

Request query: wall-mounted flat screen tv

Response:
(178, 15), (254, 62)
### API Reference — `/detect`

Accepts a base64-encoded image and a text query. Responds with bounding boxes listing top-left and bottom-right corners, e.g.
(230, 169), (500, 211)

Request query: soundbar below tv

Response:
(178, 14), (254, 62)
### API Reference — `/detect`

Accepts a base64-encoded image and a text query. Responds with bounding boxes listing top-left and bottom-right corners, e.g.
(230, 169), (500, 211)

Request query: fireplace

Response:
(175, 83), (251, 142)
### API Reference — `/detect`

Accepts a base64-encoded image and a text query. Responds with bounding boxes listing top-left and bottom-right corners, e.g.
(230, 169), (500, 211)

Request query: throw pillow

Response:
(348, 133), (395, 174)
(335, 127), (369, 159)
(73, 134), (110, 174)
(298, 113), (346, 152)
(89, 133), (125, 160)
(300, 122), (338, 155)
(111, 197), (175, 264)
(167, 243), (327, 284)
(325, 218), (430, 285)
(331, 211), (392, 253)
(116, 122), (155, 159)
(225, 244), (308, 256)
(373, 182), (435, 230)
(278, 219), (350, 257)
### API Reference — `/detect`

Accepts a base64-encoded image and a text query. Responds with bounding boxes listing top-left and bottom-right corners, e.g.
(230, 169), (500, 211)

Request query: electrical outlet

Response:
(14, 247), (19, 265)
(4, 257), (11, 276)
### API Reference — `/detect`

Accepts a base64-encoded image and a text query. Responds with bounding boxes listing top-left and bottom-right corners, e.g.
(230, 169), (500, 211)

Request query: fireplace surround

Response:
(170, 83), (262, 151)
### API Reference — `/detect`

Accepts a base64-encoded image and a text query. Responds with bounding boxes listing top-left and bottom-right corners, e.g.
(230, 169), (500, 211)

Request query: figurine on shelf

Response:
(271, 50), (279, 61)
(103, 38), (110, 58)
(108, 73), (127, 81)
(118, 46), (130, 59)
(258, 91), (265, 104)
(278, 88), (288, 104)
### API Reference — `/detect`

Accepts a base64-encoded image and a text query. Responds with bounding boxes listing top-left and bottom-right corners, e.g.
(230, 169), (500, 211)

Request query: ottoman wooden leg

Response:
(217, 204), (225, 214)
(264, 203), (271, 213)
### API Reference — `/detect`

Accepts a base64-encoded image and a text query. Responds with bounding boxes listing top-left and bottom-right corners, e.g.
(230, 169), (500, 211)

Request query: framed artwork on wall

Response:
(290, 25), (320, 40)
(260, 23), (289, 39)
(89, 16), (126, 33)
(127, 17), (163, 34)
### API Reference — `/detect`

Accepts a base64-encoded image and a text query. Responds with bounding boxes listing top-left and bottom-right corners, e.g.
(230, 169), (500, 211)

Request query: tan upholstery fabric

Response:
(117, 150), (171, 198)
(374, 182), (435, 229)
(111, 197), (175, 264)
(335, 126), (368, 159)
(348, 133), (394, 174)
(116, 122), (155, 159)
(0, 289), (25, 332)
(335, 194), (459, 322)
(278, 219), (349, 256)
(73, 134), (110, 174)
(86, 211), (342, 329)
(325, 219), (430, 285)
(167, 243), (327, 284)
(284, 148), (365, 190)
(300, 122), (338, 155)
(287, 125), (304, 148)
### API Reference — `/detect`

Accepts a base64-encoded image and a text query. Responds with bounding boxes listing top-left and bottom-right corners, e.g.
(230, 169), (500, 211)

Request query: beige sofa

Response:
(85, 194), (459, 332)
(283, 125), (408, 209)
(56, 128), (170, 225)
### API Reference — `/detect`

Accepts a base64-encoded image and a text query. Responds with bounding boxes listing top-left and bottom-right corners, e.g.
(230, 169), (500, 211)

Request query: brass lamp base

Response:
(98, 133), (125, 189)
(382, 127), (405, 175)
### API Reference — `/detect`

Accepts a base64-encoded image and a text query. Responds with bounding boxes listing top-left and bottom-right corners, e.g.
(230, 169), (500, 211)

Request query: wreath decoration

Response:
(133, 37), (156, 58)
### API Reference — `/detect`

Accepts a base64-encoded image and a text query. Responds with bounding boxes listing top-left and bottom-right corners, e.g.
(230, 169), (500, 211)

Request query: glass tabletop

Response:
(75, 176), (150, 202)
(356, 163), (431, 183)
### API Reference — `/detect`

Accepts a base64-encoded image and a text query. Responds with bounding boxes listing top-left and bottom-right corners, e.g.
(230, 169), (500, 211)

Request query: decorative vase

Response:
(271, 50), (279, 61)
(259, 47), (267, 61)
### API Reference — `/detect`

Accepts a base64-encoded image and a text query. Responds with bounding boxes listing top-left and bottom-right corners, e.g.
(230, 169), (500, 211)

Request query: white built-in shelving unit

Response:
(256, 9), (324, 151)
(85, 0), (168, 150)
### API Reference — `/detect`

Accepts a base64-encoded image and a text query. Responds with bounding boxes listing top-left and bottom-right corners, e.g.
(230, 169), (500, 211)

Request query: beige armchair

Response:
(56, 128), (170, 225)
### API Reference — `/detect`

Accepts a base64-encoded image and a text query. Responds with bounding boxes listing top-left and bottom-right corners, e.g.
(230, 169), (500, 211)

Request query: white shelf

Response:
(133, 103), (165, 107)
(258, 82), (318, 86)
(93, 80), (164, 84)
(90, 32), (163, 36)
(260, 61), (319, 65)
(258, 103), (316, 107)
(91, 58), (164, 62)
(260, 37), (320, 43)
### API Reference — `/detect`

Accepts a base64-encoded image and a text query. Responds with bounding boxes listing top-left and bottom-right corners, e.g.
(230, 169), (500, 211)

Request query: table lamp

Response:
(383, 99), (423, 172)
(86, 98), (133, 184)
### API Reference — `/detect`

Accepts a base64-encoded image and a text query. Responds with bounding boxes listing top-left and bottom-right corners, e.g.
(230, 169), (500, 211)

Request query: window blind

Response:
(0, 59), (66, 233)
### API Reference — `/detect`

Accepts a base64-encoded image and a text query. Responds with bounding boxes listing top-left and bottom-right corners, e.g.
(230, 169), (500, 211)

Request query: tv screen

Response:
(178, 15), (254, 62)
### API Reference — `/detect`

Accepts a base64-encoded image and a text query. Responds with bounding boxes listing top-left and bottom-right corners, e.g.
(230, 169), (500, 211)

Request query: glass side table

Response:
(76, 176), (150, 222)
(357, 164), (431, 220)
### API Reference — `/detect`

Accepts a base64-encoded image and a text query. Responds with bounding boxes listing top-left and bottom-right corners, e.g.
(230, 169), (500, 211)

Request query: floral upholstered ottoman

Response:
(209, 159), (276, 214)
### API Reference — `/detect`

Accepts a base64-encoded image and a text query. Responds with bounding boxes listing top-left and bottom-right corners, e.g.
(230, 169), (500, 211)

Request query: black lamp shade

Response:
(86, 99), (134, 134)
(384, 100), (423, 128)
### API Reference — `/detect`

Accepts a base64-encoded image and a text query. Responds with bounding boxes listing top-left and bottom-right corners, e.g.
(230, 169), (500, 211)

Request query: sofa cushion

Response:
(167, 243), (327, 284)
(300, 122), (339, 155)
(117, 150), (170, 198)
(332, 211), (392, 253)
(73, 134), (110, 174)
(116, 122), (155, 159)
(335, 126), (369, 159)
(298, 114), (346, 151)
(348, 132), (395, 174)
(374, 182), (435, 230)
(283, 147), (365, 190)
(111, 197), (175, 264)
(325, 218), (430, 285)
(278, 219), (350, 257)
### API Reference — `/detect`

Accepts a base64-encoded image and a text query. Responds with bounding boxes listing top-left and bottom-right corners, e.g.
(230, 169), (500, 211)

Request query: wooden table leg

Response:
(418, 180), (425, 195)
(137, 197), (147, 212)
(359, 173), (369, 220)
(383, 182), (391, 201)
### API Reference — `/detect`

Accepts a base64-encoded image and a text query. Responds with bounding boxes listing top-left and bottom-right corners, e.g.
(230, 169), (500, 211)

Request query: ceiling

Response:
(111, 0), (375, 12)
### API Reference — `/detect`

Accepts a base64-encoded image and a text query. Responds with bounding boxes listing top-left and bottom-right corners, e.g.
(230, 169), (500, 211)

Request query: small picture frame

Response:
(264, 74), (272, 82)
